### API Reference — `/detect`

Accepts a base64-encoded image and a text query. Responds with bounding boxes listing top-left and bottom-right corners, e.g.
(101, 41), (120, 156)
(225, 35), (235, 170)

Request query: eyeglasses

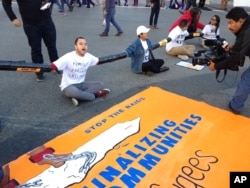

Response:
(211, 18), (217, 21)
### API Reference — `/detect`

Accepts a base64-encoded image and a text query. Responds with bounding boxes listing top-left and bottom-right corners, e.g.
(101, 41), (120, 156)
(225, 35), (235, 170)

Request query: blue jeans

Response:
(23, 19), (58, 76)
(230, 66), (250, 112)
(104, 8), (123, 34)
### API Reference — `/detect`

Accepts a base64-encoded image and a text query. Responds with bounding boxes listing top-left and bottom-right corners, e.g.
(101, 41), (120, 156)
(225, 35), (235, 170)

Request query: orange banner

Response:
(4, 87), (250, 188)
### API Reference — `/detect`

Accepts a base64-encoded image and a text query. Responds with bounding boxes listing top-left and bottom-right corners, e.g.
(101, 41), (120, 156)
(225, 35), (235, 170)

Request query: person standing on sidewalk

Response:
(100, 0), (123, 36)
(2, 0), (59, 82)
(149, 0), (161, 29)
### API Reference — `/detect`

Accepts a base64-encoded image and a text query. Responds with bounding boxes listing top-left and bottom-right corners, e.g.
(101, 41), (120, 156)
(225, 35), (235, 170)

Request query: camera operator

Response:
(208, 7), (250, 114)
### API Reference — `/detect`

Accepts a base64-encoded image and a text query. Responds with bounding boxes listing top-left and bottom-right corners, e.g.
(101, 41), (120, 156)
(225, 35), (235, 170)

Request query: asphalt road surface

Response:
(0, 2), (250, 165)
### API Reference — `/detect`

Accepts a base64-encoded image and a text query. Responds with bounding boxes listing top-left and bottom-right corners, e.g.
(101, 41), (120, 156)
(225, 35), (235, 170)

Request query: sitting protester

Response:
(200, 15), (221, 49)
(125, 25), (169, 74)
(166, 19), (195, 60)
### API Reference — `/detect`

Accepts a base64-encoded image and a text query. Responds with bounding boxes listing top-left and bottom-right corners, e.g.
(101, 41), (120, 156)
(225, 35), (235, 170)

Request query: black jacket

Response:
(2, 0), (52, 25)
(215, 16), (250, 70)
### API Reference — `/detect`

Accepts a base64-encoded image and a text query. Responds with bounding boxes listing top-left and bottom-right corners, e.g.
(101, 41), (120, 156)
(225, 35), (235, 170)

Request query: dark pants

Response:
(149, 7), (160, 26)
(142, 59), (164, 73)
(185, 0), (197, 10)
(23, 19), (58, 76)
(198, 0), (206, 8)
(70, 0), (81, 6)
(87, 0), (95, 7)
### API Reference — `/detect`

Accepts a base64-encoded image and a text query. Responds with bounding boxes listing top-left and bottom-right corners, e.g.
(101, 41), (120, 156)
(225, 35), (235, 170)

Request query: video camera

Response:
(192, 38), (229, 66)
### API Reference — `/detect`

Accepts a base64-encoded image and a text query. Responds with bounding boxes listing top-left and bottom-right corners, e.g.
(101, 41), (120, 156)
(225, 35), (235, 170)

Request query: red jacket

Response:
(169, 10), (204, 32)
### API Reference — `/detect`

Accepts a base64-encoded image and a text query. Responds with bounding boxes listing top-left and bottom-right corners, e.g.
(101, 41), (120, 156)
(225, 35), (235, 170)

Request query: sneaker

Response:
(36, 74), (44, 82)
(95, 88), (110, 98)
(100, 32), (108, 37)
(115, 31), (123, 36)
(177, 55), (189, 60)
(160, 66), (169, 72)
(71, 98), (79, 106)
(153, 25), (159, 29)
(228, 102), (240, 115)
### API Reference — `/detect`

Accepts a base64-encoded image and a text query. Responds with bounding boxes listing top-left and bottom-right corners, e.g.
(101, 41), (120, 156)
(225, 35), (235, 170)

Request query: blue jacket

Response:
(125, 38), (153, 73)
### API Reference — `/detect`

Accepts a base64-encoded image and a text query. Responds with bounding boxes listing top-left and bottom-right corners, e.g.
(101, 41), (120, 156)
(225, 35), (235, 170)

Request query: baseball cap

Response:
(136, 25), (150, 36)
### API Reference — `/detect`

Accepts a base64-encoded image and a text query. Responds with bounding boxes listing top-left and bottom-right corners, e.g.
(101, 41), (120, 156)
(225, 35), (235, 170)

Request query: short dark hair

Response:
(179, 19), (189, 28)
(226, 7), (248, 22)
(75, 36), (85, 45)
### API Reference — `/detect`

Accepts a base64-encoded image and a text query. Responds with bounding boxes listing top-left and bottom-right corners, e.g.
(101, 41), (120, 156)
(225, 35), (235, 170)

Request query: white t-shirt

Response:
(140, 40), (149, 63)
(202, 24), (220, 40)
(166, 26), (189, 52)
(53, 51), (99, 91)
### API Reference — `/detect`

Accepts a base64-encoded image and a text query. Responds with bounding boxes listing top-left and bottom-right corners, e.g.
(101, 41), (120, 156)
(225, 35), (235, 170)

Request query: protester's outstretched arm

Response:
(185, 32), (203, 40)
(152, 37), (172, 50)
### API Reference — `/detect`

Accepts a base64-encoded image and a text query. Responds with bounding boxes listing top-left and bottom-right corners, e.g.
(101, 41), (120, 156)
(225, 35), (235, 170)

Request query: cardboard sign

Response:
(4, 87), (250, 188)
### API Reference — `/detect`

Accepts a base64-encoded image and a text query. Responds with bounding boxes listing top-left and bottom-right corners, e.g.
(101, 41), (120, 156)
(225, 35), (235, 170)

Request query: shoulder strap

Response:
(215, 69), (227, 83)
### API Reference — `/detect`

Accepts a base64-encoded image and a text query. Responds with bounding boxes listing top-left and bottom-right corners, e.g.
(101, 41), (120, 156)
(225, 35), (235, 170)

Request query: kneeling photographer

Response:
(208, 7), (250, 114)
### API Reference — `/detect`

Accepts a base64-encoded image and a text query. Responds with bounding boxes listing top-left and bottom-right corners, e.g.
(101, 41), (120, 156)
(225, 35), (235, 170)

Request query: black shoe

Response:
(202, 7), (212, 11)
(115, 31), (123, 36)
(228, 102), (240, 115)
(36, 74), (45, 82)
(100, 32), (108, 36)
(160, 66), (169, 72)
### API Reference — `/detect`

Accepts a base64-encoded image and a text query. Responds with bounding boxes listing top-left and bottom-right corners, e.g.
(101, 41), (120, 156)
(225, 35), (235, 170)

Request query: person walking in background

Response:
(2, 0), (59, 82)
(179, 0), (197, 14)
(149, 0), (161, 29)
(70, 0), (82, 7)
(170, 7), (204, 33)
(133, 0), (138, 6)
(87, 0), (95, 8)
(125, 25), (169, 74)
(59, 0), (74, 15)
(167, 0), (180, 9)
(166, 19), (195, 60)
(220, 0), (228, 11)
(51, 37), (110, 106)
(200, 15), (220, 49)
(100, 0), (123, 36)
(198, 0), (211, 11)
